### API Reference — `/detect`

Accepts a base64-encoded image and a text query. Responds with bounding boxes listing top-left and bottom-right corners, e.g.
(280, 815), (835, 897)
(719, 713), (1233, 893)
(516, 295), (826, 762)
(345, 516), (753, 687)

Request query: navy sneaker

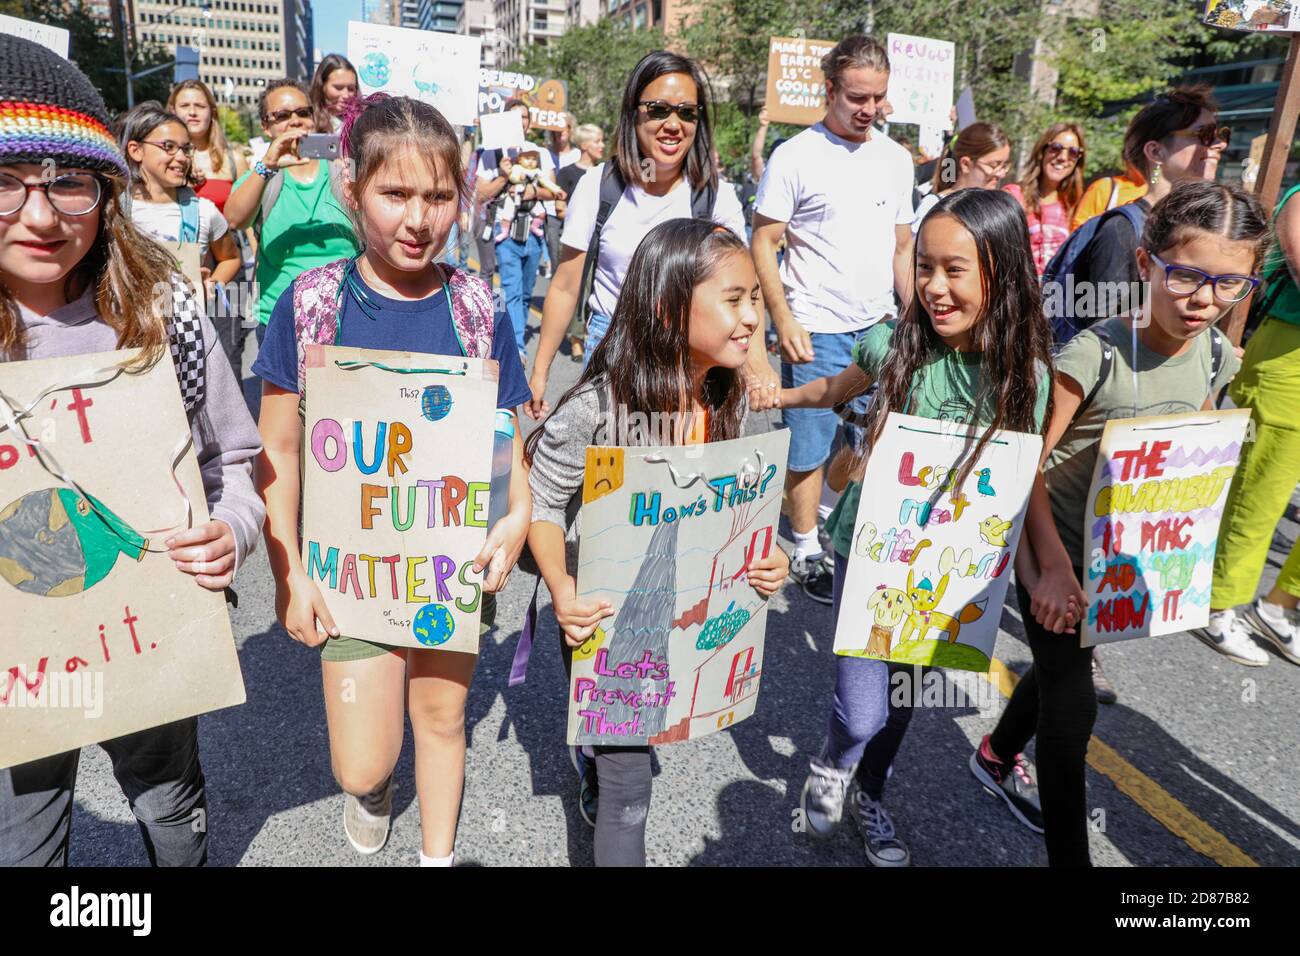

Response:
(969, 735), (1045, 834)
(569, 745), (598, 828)
(791, 552), (834, 605)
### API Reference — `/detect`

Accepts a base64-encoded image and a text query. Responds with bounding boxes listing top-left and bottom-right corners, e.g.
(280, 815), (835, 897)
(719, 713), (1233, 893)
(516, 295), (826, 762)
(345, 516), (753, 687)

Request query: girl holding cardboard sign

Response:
(0, 36), (264, 866)
(525, 218), (790, 866)
(255, 94), (533, 867)
(779, 188), (1054, 867)
(980, 181), (1266, 866)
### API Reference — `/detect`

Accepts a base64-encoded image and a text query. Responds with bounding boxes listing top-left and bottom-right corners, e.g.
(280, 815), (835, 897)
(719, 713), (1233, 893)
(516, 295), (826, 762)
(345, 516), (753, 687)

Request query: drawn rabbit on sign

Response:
(865, 585), (913, 658)
(902, 569), (987, 645)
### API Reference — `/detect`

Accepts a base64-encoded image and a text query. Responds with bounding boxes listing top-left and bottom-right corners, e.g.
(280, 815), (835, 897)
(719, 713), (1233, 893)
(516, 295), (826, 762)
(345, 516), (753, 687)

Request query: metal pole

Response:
(117, 0), (135, 109)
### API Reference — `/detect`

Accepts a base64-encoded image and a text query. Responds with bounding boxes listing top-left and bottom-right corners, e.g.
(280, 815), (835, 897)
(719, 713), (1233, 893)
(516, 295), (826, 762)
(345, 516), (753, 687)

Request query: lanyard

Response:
(333, 257), (463, 356)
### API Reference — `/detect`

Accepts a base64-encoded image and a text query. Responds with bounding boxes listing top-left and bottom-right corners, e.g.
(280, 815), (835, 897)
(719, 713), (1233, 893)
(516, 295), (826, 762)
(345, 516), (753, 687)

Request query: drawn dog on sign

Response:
(866, 585), (913, 657)
(901, 569), (987, 644)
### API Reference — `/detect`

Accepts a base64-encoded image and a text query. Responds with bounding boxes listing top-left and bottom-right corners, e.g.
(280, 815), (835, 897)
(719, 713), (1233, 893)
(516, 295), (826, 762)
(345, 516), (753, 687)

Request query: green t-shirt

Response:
(1259, 183), (1300, 326)
(825, 321), (1051, 557)
(234, 161), (359, 324)
(1046, 317), (1240, 564)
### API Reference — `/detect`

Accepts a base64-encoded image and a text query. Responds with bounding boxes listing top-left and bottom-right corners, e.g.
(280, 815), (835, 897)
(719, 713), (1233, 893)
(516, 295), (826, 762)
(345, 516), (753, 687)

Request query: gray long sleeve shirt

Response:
(14, 289), (265, 570)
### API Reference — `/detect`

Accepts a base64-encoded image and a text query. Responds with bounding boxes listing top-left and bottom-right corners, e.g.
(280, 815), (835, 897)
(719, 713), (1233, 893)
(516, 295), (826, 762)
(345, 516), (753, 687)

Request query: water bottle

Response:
(487, 410), (514, 530)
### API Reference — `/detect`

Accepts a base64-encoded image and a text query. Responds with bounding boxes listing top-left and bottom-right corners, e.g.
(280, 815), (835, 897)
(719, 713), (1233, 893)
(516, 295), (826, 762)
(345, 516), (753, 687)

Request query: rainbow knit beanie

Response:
(0, 34), (127, 178)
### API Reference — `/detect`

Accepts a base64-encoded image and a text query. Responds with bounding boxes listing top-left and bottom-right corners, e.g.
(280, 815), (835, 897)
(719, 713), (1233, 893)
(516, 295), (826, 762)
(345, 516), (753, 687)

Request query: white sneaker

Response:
(1245, 599), (1300, 665)
(1191, 609), (1269, 667)
(799, 758), (853, 838)
(343, 777), (395, 855)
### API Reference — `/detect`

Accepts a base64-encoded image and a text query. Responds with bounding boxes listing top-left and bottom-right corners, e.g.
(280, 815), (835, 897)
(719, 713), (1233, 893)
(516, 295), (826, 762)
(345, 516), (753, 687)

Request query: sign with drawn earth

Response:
(833, 412), (1042, 673)
(566, 430), (790, 747)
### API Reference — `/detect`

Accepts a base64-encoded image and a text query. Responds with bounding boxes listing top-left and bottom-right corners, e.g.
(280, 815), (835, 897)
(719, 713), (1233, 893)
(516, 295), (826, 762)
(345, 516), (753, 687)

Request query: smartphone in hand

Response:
(299, 133), (340, 161)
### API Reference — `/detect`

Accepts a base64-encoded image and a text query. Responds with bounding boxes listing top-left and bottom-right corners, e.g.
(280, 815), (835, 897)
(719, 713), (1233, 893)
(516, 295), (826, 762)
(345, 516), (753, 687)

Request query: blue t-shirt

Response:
(252, 268), (532, 411)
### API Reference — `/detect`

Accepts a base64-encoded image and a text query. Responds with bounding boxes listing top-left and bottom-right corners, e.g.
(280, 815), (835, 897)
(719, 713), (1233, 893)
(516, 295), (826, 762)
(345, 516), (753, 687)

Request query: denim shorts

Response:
(583, 311), (611, 367)
(780, 329), (871, 473)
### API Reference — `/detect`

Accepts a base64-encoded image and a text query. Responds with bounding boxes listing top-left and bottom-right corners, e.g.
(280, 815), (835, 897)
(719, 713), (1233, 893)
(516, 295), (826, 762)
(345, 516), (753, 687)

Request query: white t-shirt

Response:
(129, 193), (229, 262)
(755, 123), (914, 334)
(560, 163), (748, 319)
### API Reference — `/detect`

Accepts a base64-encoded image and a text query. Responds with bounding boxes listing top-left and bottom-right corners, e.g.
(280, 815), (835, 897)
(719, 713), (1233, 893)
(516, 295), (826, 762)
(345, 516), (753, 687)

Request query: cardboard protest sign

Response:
(834, 413), (1041, 672)
(1081, 409), (1251, 647)
(1203, 0), (1299, 32)
(347, 20), (482, 126)
(0, 350), (245, 769)
(566, 430), (790, 747)
(886, 33), (956, 129)
(763, 36), (836, 125)
(477, 68), (569, 132)
(301, 345), (499, 654)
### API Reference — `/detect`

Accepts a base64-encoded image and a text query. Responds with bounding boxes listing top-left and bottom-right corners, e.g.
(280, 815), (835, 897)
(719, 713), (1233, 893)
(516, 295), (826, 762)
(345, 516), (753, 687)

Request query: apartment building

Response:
(493, 0), (564, 66)
(457, 0), (496, 68)
(564, 0), (598, 28)
(283, 0), (312, 80)
(605, 0), (688, 34)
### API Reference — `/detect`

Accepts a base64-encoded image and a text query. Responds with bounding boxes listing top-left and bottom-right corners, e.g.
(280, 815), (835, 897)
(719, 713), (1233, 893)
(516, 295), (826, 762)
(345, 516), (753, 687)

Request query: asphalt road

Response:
(66, 273), (1300, 867)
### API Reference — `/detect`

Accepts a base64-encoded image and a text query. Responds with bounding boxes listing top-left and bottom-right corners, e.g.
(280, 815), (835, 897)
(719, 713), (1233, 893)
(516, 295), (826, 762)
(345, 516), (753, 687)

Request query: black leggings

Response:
(989, 573), (1097, 867)
(561, 637), (652, 867)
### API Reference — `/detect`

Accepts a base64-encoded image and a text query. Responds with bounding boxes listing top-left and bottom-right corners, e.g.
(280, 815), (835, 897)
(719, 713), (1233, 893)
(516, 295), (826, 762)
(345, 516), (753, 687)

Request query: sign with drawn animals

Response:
(1081, 409), (1251, 647)
(0, 351), (245, 769)
(300, 345), (498, 654)
(347, 20), (482, 126)
(834, 413), (1041, 672)
(566, 430), (790, 747)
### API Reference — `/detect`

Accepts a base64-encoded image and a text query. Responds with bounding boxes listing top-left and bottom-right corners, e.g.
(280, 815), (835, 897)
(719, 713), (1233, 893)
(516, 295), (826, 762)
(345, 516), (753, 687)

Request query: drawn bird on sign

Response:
(979, 514), (1012, 548)
(976, 467), (996, 497)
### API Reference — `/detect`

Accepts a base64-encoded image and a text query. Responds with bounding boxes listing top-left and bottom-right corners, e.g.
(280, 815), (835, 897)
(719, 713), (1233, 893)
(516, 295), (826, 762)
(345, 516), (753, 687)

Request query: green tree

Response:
(512, 18), (669, 136)
(218, 105), (254, 145)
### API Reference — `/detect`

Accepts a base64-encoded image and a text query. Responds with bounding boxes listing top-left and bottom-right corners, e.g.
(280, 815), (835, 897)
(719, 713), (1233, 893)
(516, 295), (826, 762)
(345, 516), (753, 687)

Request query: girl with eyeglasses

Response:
(1004, 123), (1087, 274)
(525, 50), (749, 420)
(0, 34), (264, 867)
(912, 122), (1011, 235)
(223, 78), (359, 347)
(121, 102), (241, 305)
(975, 181), (1267, 865)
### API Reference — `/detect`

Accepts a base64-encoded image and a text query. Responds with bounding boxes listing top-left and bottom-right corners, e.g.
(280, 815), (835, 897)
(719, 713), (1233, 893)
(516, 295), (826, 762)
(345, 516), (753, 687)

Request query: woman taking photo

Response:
(525, 50), (748, 418)
(1004, 122), (1086, 274)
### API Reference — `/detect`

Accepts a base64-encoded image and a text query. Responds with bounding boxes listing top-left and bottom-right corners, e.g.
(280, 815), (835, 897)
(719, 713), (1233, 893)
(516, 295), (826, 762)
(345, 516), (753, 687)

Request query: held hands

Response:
(744, 359), (782, 411)
(553, 575), (614, 647)
(747, 548), (790, 598)
(167, 520), (236, 591)
(525, 372), (551, 421)
(279, 569), (340, 647)
(264, 130), (312, 170)
(1030, 564), (1087, 634)
(473, 506), (529, 593)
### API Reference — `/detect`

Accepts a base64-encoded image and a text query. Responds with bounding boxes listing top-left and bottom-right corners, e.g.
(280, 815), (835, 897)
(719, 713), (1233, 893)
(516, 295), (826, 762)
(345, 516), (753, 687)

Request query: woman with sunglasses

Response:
(224, 79), (359, 346)
(1004, 123), (1087, 274)
(912, 122), (1012, 235)
(525, 50), (748, 419)
(120, 102), (241, 305)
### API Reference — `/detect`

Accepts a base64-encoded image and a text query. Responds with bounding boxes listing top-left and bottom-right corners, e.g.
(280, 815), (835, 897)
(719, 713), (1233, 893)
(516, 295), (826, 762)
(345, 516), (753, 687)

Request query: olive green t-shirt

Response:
(1046, 317), (1240, 564)
(825, 321), (1051, 556)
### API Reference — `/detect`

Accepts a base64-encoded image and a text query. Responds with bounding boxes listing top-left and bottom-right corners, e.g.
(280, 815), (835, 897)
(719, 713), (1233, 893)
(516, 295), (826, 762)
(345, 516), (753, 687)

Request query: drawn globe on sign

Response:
(360, 52), (390, 88)
(412, 602), (455, 646)
(0, 488), (148, 596)
(420, 384), (454, 422)
(411, 61), (442, 99)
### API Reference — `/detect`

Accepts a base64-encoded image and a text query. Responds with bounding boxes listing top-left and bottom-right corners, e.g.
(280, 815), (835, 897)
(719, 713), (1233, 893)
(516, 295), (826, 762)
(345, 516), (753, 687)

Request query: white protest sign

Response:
(886, 33), (956, 129)
(348, 21), (482, 126)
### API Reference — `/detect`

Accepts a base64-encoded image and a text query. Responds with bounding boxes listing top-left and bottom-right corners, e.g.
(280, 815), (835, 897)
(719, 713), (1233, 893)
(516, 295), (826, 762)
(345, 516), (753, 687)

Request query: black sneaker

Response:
(1091, 650), (1117, 705)
(570, 745), (598, 828)
(791, 552), (834, 605)
(969, 735), (1045, 834)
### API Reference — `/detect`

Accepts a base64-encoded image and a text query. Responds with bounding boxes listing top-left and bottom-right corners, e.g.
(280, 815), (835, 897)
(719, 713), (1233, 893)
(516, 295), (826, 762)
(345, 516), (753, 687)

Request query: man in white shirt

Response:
(751, 34), (915, 602)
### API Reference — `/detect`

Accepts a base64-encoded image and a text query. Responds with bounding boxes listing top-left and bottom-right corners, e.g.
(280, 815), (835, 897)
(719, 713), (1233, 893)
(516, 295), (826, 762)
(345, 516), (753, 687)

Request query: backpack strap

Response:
(165, 274), (207, 416)
(510, 383), (612, 687)
(291, 257), (350, 403)
(444, 265), (496, 359)
(177, 187), (201, 243)
(573, 164), (626, 327)
(690, 177), (718, 221)
(1072, 323), (1115, 424)
(256, 169), (284, 239)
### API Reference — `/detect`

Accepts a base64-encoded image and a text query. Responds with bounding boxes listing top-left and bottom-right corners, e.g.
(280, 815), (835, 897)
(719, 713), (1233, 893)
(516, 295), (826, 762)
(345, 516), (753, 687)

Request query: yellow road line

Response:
(983, 658), (1259, 867)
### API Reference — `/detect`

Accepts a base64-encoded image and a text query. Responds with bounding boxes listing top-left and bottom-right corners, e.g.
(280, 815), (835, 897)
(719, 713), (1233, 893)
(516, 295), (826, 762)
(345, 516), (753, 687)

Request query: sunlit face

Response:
(824, 66), (890, 137)
(688, 249), (761, 371)
(172, 88), (213, 139)
(916, 213), (986, 352)
(1137, 229), (1257, 346)
(127, 120), (191, 190)
(1041, 130), (1082, 185)
(0, 163), (102, 302)
(1153, 108), (1225, 184)
(350, 145), (459, 273)
(959, 143), (1012, 189)
(323, 68), (358, 115)
(634, 72), (698, 181)
(583, 131), (606, 163)
(261, 86), (314, 137)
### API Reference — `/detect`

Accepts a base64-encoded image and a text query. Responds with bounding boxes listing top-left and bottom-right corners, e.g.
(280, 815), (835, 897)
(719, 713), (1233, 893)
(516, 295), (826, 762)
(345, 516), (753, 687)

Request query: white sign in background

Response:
(886, 33), (956, 130)
(347, 21), (482, 127)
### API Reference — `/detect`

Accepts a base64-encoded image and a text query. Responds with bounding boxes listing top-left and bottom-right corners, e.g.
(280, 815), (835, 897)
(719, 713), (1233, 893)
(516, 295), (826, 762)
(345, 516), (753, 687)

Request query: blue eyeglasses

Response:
(1148, 252), (1259, 303)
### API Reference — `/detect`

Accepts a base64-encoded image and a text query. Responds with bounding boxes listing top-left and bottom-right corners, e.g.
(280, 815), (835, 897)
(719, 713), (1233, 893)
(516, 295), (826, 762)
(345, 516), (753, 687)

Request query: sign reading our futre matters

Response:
(301, 345), (499, 655)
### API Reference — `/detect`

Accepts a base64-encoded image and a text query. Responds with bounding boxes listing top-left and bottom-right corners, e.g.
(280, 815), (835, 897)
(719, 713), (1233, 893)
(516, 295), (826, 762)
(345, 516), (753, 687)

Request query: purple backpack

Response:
(290, 257), (497, 400)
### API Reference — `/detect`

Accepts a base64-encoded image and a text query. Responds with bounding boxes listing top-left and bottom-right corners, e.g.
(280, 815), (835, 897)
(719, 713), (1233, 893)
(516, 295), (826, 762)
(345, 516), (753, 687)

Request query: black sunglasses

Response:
(263, 106), (314, 124)
(1180, 123), (1231, 148)
(1045, 142), (1084, 161)
(638, 100), (700, 125)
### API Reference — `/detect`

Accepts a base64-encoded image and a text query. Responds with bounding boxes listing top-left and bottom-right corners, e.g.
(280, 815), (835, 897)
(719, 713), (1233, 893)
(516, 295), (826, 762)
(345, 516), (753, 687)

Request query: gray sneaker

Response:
(852, 788), (911, 867)
(343, 776), (394, 855)
(799, 759), (852, 837)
